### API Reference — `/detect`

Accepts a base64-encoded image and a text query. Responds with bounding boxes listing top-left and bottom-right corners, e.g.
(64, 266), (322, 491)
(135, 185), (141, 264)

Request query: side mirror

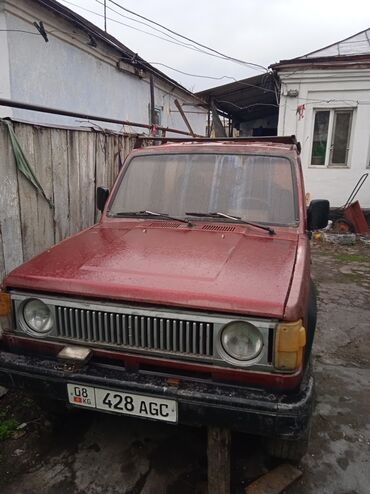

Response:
(307, 199), (330, 231)
(96, 186), (110, 212)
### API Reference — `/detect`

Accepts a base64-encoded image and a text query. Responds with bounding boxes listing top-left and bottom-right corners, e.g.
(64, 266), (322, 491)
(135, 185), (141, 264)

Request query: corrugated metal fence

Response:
(0, 120), (136, 280)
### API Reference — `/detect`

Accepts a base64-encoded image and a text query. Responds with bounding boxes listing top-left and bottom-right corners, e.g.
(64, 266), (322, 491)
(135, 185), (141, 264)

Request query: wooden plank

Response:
(95, 133), (108, 188)
(67, 130), (81, 235)
(86, 132), (96, 227)
(106, 134), (116, 188)
(0, 122), (23, 275)
(207, 427), (231, 494)
(13, 123), (39, 262)
(32, 126), (54, 251)
(126, 134), (136, 157)
(95, 132), (108, 222)
(245, 463), (303, 494)
(174, 99), (195, 137)
(0, 227), (6, 282)
(112, 135), (120, 183)
(78, 131), (95, 229)
(51, 129), (70, 242)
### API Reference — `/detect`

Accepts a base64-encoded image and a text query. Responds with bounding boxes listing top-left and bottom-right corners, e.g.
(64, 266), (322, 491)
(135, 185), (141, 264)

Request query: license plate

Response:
(67, 384), (178, 423)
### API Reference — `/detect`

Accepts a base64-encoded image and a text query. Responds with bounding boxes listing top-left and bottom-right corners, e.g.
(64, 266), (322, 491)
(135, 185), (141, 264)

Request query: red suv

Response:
(0, 137), (329, 461)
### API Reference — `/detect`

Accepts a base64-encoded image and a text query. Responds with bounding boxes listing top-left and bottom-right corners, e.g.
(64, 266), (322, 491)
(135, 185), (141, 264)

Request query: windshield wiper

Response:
(112, 210), (192, 226)
(185, 211), (275, 235)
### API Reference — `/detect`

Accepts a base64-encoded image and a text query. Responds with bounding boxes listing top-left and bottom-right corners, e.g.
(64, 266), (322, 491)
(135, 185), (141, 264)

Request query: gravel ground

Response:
(0, 240), (369, 494)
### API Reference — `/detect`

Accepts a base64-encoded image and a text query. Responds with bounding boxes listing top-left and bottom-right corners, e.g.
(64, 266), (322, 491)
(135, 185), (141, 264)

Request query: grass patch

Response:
(0, 418), (18, 441)
(334, 253), (370, 263)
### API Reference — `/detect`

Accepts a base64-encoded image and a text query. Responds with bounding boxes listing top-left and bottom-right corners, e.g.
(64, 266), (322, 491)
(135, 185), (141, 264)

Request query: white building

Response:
(272, 29), (370, 208)
(0, 0), (207, 135)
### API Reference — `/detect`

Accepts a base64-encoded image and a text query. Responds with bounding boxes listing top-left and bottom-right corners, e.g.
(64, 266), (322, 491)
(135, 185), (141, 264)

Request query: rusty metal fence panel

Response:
(0, 121), (137, 280)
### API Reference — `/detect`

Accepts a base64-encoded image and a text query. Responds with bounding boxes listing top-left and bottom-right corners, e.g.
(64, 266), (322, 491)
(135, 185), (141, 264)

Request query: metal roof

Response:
(299, 27), (370, 59)
(271, 27), (370, 69)
(195, 73), (278, 122)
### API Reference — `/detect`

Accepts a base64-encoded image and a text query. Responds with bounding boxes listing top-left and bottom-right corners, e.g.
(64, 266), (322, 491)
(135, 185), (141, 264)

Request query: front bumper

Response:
(0, 350), (314, 439)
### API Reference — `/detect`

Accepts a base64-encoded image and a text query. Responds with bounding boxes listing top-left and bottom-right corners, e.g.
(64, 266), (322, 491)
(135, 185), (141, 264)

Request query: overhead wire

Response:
(217, 101), (279, 110)
(94, 0), (214, 54)
(0, 29), (41, 35)
(107, 0), (267, 71)
(97, 0), (267, 70)
(58, 0), (275, 96)
(59, 0), (265, 69)
(60, 0), (215, 55)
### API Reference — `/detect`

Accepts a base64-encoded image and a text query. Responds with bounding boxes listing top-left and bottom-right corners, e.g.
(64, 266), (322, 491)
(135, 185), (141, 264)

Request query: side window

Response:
(329, 110), (353, 166)
(311, 109), (354, 167)
(311, 111), (330, 165)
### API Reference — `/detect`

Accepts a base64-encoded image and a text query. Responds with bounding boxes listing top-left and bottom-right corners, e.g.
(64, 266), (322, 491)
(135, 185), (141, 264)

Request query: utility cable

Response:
(60, 0), (212, 55)
(63, 0), (266, 70)
(0, 29), (41, 35)
(148, 63), (277, 93)
(107, 0), (267, 71)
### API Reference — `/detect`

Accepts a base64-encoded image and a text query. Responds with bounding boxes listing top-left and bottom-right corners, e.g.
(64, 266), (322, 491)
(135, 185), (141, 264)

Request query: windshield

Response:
(109, 153), (297, 225)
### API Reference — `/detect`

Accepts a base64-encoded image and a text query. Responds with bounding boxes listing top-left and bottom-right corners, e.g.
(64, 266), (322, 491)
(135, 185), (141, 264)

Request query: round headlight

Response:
(22, 299), (53, 334)
(220, 321), (263, 362)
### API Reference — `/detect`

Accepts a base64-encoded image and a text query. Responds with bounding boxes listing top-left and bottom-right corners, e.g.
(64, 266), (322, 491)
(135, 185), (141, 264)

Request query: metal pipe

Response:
(136, 135), (299, 145)
(0, 98), (199, 137)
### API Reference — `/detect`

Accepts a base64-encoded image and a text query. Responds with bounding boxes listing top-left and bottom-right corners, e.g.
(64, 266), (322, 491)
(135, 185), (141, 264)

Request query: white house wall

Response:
(0, 4), (12, 117)
(278, 68), (370, 208)
(2, 0), (207, 135)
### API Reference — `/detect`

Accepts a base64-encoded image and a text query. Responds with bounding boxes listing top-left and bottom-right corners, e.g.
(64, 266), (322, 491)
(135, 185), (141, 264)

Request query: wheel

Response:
(333, 217), (354, 233)
(266, 430), (310, 463)
(267, 363), (313, 463)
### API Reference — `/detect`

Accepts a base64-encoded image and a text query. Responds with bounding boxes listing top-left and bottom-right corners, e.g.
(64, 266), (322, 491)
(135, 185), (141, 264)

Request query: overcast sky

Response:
(59, 0), (370, 91)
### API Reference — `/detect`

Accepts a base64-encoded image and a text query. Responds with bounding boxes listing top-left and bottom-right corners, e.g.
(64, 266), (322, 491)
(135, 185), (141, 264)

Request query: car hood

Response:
(5, 222), (298, 318)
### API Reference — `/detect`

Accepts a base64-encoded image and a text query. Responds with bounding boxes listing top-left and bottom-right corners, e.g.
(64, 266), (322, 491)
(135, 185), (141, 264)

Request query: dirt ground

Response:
(0, 240), (369, 494)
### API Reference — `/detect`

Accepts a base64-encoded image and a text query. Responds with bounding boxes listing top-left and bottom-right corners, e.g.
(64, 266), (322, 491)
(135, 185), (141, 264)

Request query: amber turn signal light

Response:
(274, 320), (306, 371)
(0, 292), (11, 316)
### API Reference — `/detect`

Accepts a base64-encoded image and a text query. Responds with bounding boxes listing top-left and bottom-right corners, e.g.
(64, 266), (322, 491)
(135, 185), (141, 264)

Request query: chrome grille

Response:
(55, 306), (214, 357)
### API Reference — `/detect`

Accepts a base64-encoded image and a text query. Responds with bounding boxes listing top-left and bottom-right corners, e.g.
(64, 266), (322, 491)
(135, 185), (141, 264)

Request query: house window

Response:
(311, 111), (330, 166)
(311, 109), (353, 167)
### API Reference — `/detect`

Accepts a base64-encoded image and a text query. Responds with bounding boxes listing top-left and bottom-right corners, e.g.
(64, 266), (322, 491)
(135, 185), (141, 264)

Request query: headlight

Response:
(22, 299), (53, 335)
(220, 321), (263, 363)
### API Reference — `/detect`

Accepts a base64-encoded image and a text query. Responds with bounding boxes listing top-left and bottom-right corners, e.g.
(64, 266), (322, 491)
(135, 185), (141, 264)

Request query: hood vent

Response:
(202, 224), (236, 232)
(148, 221), (181, 228)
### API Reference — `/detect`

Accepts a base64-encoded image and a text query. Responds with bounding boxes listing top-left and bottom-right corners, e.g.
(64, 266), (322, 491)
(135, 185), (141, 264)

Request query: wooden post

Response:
(174, 99), (196, 137)
(210, 100), (227, 138)
(207, 426), (231, 494)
